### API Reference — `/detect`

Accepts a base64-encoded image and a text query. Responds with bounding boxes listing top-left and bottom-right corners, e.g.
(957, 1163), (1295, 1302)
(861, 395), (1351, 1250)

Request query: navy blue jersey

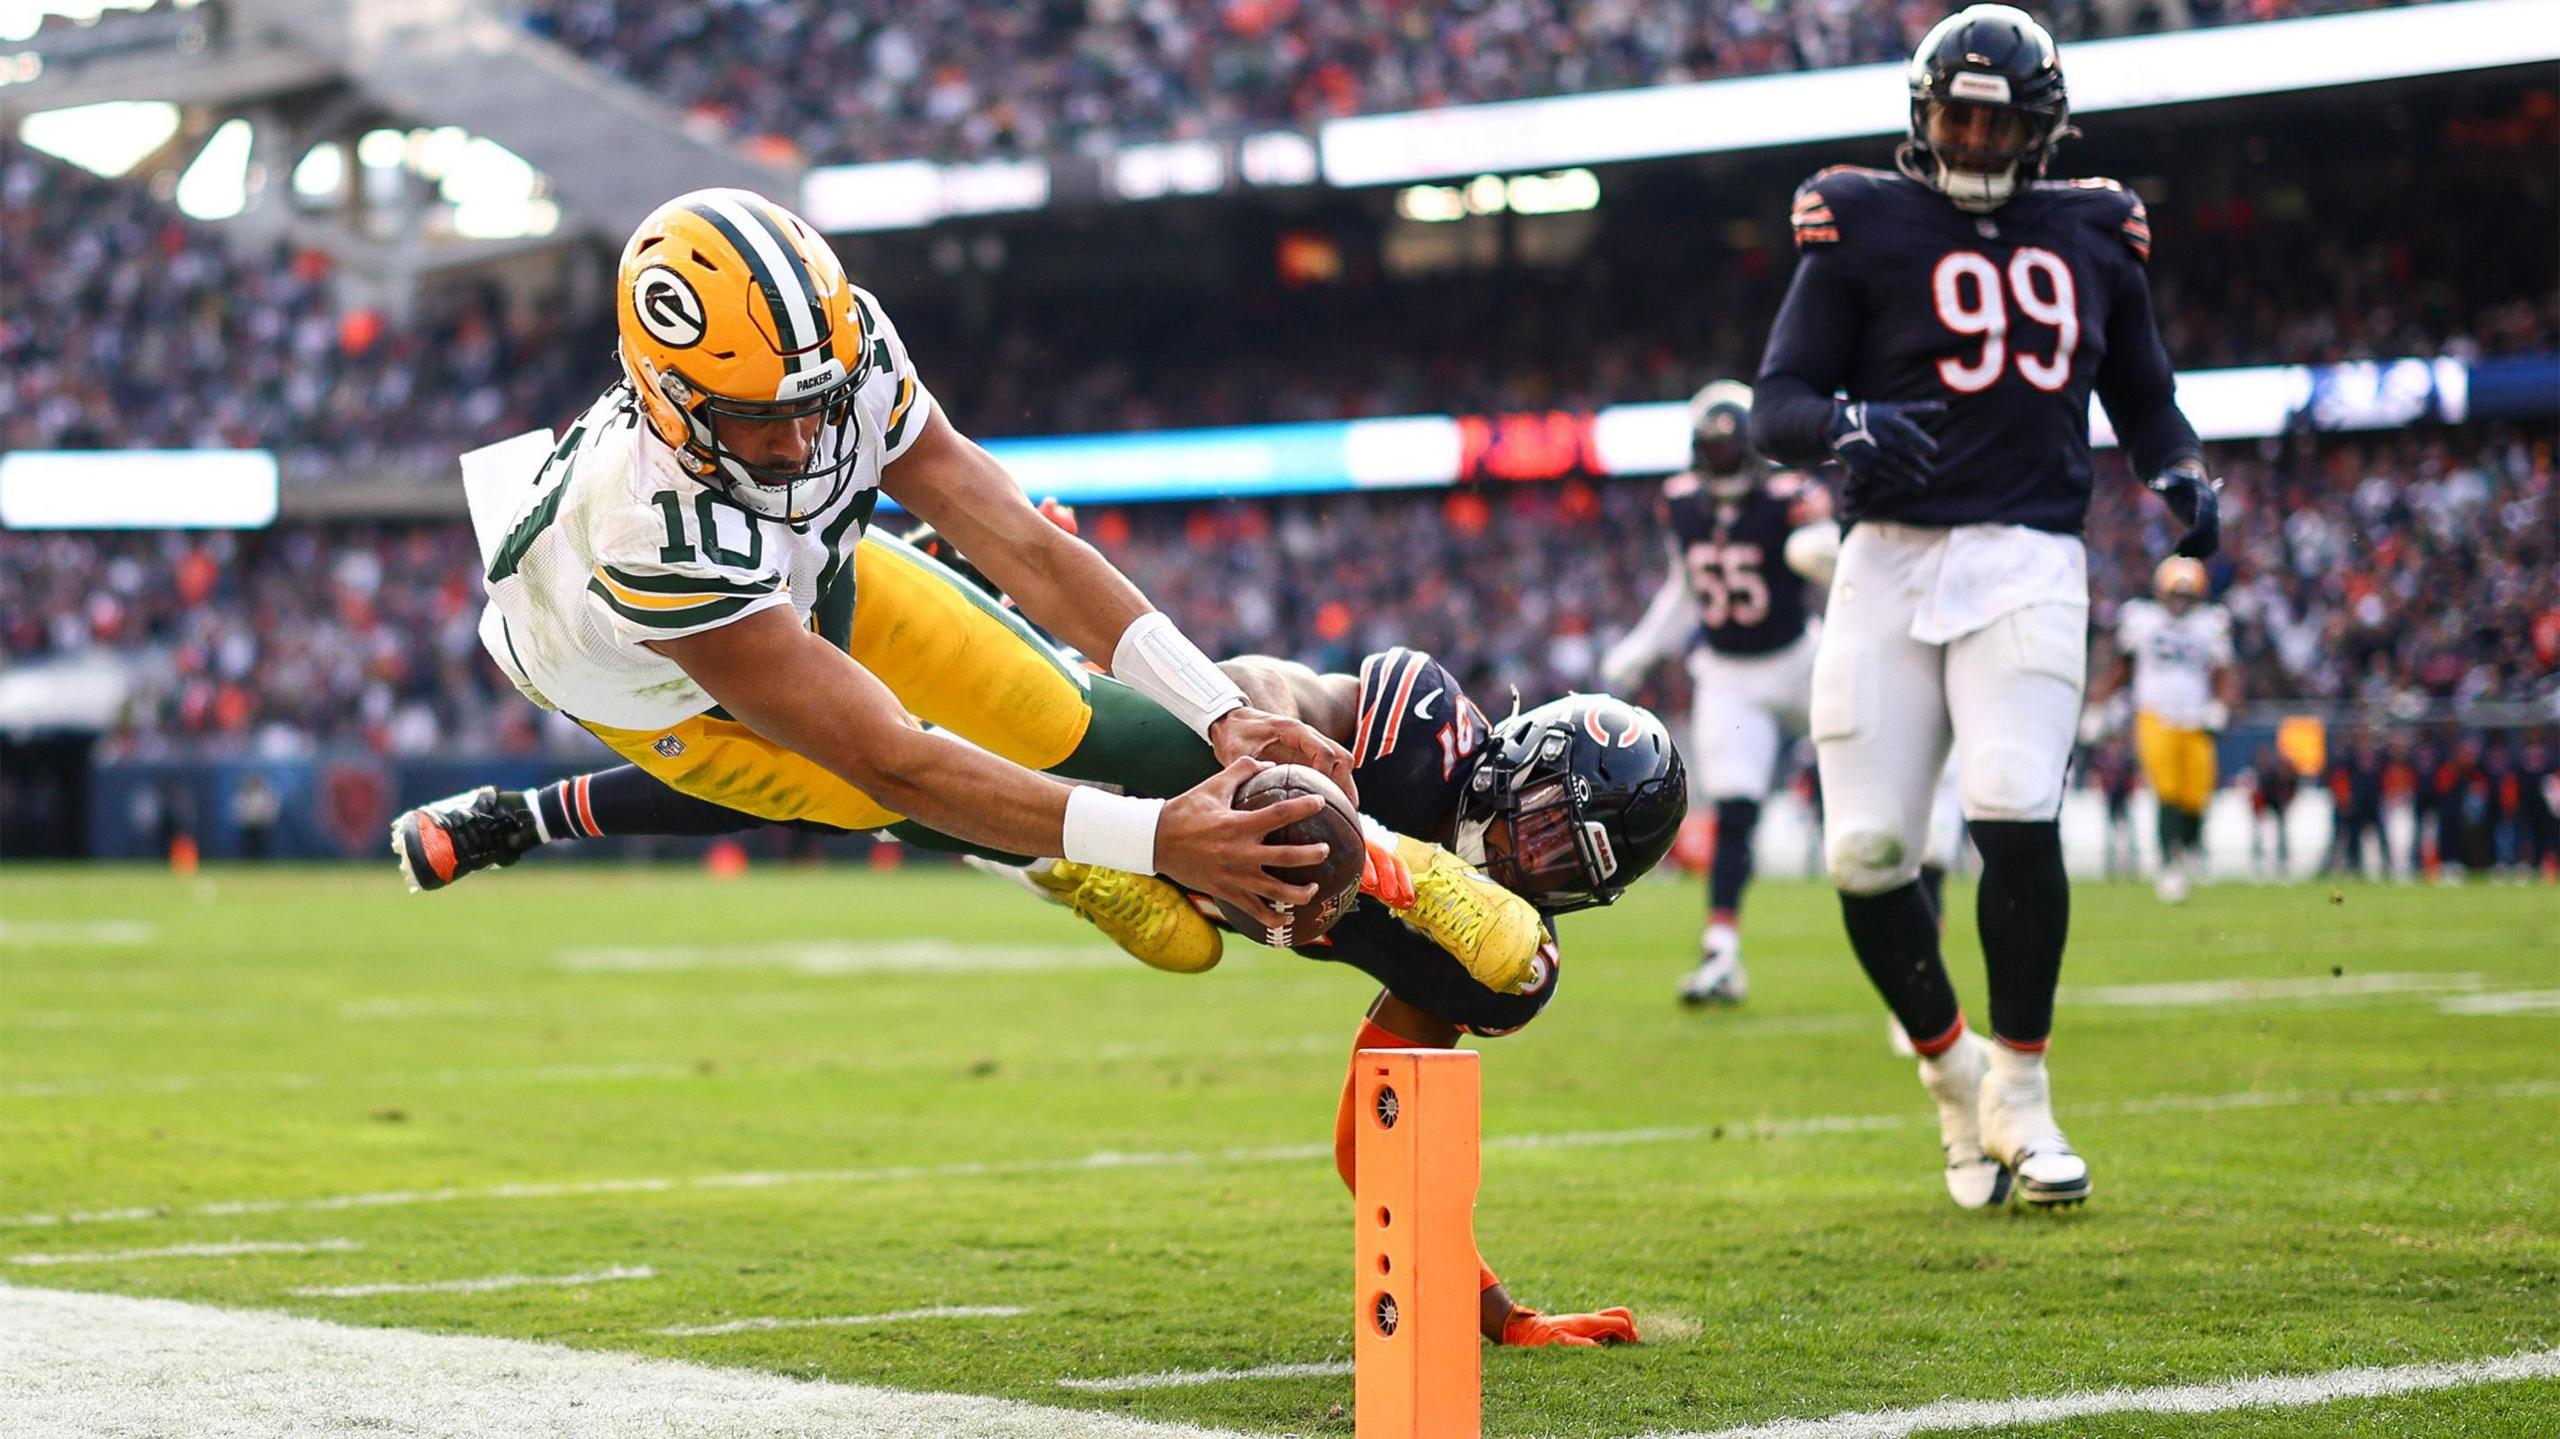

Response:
(1754, 167), (2198, 533)
(1201, 647), (1558, 1036)
(1660, 471), (1818, 657)
(1342, 647), (1490, 840)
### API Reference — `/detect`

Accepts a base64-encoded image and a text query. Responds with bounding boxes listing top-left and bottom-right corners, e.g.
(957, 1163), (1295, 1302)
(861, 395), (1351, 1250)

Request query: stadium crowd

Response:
(6, 427), (2549, 760)
(513, 0), (2433, 165)
(0, 135), (605, 490)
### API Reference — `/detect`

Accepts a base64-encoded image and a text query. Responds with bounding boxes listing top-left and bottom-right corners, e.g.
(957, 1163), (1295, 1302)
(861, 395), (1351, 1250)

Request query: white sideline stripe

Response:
(650, 1304), (1026, 1336)
(289, 1265), (654, 1298)
(11, 1078), (2556, 1231)
(8, 1238), (360, 1267)
(2066, 972), (2486, 1007)
(1057, 1360), (1354, 1392)
(1655, 1346), (2560, 1439)
(0, 1283), (1248, 1439)
(1, 1059), (694, 1099)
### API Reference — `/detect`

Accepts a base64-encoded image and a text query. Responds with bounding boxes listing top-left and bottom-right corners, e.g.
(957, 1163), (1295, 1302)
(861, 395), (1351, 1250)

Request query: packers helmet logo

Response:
(631, 265), (706, 348)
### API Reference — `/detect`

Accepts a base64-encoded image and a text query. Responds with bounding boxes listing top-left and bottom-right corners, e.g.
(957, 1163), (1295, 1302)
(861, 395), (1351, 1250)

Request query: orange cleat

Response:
(1498, 1306), (1641, 1348)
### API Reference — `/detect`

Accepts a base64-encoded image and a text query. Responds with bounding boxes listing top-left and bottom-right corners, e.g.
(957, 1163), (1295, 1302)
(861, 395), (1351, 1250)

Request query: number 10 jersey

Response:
(477, 287), (933, 730)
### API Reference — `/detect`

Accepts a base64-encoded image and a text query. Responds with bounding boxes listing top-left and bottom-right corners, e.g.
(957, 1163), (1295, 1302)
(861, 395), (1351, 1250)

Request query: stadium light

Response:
(0, 450), (278, 530)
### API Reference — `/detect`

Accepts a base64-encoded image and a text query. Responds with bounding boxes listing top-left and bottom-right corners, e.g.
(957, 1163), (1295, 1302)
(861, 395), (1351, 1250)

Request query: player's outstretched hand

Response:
(1499, 1305), (1641, 1348)
(1828, 399), (1943, 503)
(2147, 463), (2222, 559)
(1157, 757), (1330, 929)
(1209, 706), (1361, 806)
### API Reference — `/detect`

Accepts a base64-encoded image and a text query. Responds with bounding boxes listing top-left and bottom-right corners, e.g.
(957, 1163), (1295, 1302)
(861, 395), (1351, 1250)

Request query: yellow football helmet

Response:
(2153, 555), (2207, 605)
(616, 188), (871, 522)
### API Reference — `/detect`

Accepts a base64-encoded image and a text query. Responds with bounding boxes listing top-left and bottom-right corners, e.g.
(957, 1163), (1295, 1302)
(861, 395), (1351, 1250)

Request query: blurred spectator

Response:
(513, 0), (2441, 165)
(6, 427), (2548, 767)
(0, 136), (609, 489)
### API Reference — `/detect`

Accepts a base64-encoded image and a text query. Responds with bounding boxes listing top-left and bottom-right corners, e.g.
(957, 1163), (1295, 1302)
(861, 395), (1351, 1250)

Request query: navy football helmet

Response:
(1455, 695), (1687, 914)
(1687, 379), (1765, 499)
(1896, 5), (2073, 213)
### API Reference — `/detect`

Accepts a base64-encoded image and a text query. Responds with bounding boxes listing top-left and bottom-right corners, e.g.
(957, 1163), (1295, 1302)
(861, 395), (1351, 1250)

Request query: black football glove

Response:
(1828, 399), (1944, 505)
(2146, 462), (2221, 559)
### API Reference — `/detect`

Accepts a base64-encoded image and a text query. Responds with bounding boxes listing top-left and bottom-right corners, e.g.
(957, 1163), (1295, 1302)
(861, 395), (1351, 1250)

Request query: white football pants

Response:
(1811, 522), (2088, 895)
(1686, 629), (1817, 801)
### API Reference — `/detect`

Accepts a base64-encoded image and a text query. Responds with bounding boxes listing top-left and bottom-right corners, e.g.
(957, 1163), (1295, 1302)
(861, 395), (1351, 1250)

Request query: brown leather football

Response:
(1211, 764), (1366, 947)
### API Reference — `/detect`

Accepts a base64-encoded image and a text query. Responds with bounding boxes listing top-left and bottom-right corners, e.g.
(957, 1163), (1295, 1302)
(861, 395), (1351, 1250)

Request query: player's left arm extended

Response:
(883, 409), (1358, 794)
(2095, 263), (2218, 558)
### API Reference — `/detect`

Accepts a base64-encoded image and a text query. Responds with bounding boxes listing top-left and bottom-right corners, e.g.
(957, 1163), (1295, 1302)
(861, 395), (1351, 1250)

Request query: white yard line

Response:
(288, 1265), (654, 1298)
(1056, 1361), (1355, 1392)
(1, 1060), (693, 1100)
(1654, 1345), (2560, 1438)
(0, 920), (154, 946)
(0, 1283), (1249, 1439)
(2441, 989), (2560, 1016)
(555, 939), (1124, 976)
(9, 1078), (2556, 1231)
(649, 1305), (1026, 1336)
(2064, 972), (2486, 1007)
(8, 1238), (359, 1267)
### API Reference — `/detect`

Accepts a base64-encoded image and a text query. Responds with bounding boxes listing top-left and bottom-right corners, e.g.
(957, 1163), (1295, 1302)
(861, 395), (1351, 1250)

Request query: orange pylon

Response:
(1354, 1047), (1481, 1439)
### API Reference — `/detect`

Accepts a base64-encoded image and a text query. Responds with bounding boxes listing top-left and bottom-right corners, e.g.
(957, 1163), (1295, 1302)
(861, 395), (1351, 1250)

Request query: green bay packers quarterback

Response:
(471, 187), (1355, 932)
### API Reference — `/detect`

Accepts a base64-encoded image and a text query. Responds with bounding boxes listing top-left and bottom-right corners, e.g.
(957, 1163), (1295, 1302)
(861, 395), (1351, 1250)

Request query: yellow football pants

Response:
(2135, 710), (2217, 814)
(583, 532), (1107, 832)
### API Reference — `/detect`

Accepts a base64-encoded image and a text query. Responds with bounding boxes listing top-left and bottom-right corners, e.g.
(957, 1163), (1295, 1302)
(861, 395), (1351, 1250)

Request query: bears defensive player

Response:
(1604, 380), (1833, 1007)
(1002, 651), (1688, 1347)
(2087, 556), (2238, 903)
(1751, 5), (2221, 1209)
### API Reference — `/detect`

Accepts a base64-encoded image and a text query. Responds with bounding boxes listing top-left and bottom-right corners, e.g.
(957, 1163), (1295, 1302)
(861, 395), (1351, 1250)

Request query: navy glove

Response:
(1828, 399), (1944, 504)
(2147, 463), (2221, 559)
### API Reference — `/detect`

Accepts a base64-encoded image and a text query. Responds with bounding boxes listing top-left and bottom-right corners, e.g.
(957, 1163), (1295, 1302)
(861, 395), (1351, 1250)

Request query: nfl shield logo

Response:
(653, 735), (686, 758)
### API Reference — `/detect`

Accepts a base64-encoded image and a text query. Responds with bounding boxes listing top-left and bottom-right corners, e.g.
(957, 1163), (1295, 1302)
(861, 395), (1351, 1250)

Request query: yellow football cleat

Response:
(1387, 835), (1543, 994)
(1024, 859), (1223, 974)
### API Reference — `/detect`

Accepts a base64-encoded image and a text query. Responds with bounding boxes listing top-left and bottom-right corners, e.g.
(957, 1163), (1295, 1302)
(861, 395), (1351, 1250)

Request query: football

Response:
(1211, 763), (1366, 947)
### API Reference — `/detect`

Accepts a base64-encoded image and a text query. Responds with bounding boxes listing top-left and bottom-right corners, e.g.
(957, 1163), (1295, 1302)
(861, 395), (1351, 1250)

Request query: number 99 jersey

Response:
(1760, 165), (2171, 535)
(1660, 471), (1816, 658)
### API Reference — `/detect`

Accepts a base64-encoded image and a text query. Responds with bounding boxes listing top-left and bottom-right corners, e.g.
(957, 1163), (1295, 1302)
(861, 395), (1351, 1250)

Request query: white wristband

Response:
(1061, 786), (1164, 875)
(1111, 611), (1248, 741)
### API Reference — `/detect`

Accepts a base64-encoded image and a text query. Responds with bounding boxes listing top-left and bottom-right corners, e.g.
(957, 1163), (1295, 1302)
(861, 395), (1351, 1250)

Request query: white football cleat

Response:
(1677, 931), (1748, 1007)
(2155, 867), (2189, 905)
(1918, 1032), (2012, 1210)
(1979, 1044), (2091, 1208)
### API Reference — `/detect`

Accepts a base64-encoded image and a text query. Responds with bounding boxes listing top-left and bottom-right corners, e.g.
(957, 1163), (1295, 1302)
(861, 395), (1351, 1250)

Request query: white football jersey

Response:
(478, 287), (932, 731)
(2115, 597), (2232, 729)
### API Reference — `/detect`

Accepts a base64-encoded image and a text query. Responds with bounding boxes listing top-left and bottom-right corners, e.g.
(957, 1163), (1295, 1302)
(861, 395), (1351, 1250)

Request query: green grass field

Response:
(3, 863), (2555, 1436)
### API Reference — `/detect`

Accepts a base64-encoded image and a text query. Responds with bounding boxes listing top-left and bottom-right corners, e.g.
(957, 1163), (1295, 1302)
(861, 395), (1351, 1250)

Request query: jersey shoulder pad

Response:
(1765, 471), (1807, 500)
(2052, 176), (2151, 262)
(849, 285), (934, 461)
(1791, 166), (1879, 248)
(1351, 647), (1469, 767)
(1662, 471), (1704, 502)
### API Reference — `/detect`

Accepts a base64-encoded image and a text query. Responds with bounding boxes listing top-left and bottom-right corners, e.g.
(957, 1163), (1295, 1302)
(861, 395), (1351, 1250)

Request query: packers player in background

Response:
(1753, 5), (2221, 1209)
(2086, 557), (2238, 903)
(1602, 380), (1833, 1008)
(425, 185), (1409, 959)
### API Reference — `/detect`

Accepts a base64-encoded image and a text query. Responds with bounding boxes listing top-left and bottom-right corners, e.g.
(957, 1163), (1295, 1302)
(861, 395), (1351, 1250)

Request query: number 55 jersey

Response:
(1758, 166), (2181, 535)
(477, 288), (930, 730)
